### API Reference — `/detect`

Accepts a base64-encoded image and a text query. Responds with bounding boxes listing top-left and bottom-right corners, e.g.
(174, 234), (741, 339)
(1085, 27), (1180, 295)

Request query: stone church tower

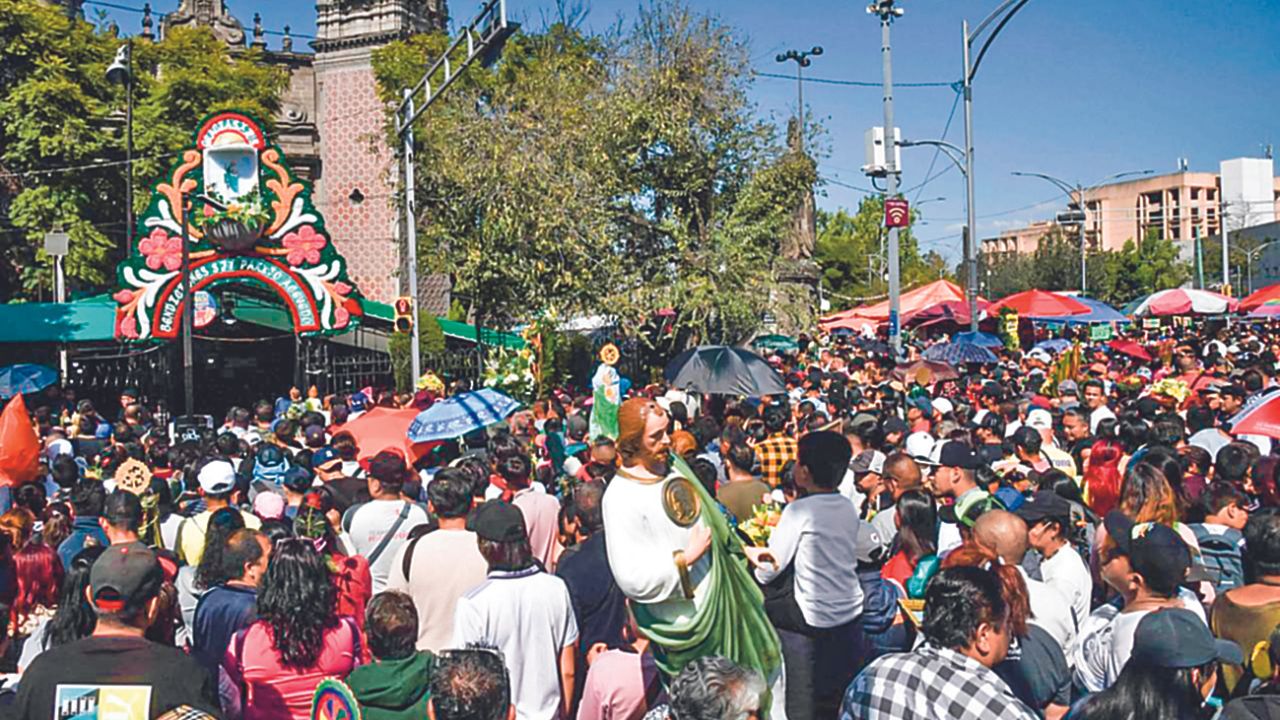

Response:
(313, 0), (447, 301)
(154, 0), (448, 302)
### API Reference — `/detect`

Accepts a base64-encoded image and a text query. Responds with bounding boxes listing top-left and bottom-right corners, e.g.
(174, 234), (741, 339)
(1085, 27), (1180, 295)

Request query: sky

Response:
(93, 0), (1280, 264)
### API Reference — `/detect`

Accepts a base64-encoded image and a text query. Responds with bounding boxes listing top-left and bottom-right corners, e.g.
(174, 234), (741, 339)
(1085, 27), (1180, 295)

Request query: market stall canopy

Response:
(0, 296), (116, 343)
(820, 280), (983, 330)
(1131, 288), (1238, 317)
(1226, 388), (1280, 438)
(751, 334), (799, 352)
(904, 299), (990, 327)
(1033, 338), (1072, 353)
(1241, 284), (1280, 312)
(1038, 296), (1129, 325)
(890, 359), (959, 384)
(1108, 339), (1153, 362)
(362, 300), (525, 350)
(664, 346), (786, 397)
(407, 388), (521, 442)
(989, 290), (1090, 318)
(1247, 300), (1280, 318)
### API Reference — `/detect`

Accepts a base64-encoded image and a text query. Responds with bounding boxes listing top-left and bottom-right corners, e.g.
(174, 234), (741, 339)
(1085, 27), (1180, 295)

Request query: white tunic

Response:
(601, 468), (711, 626)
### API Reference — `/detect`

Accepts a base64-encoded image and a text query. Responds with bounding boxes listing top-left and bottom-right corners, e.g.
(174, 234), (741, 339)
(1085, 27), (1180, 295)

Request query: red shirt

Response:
(331, 553), (372, 632)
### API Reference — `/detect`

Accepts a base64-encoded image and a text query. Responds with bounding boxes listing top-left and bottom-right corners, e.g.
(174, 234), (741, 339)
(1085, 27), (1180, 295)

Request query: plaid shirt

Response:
(841, 644), (1038, 720)
(754, 433), (798, 487)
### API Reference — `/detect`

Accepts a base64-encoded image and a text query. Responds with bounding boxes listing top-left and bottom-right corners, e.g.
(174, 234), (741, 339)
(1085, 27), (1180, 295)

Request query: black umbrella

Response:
(663, 345), (787, 397)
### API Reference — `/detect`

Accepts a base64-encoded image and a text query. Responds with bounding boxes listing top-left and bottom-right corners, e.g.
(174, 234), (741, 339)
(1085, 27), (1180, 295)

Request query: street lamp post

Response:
(868, 0), (904, 355)
(962, 0), (1034, 329)
(107, 41), (134, 254)
(776, 47), (823, 152)
(1011, 169), (1153, 294)
(902, 138), (977, 329)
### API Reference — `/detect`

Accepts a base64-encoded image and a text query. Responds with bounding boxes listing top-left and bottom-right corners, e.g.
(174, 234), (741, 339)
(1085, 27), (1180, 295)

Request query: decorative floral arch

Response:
(114, 111), (364, 341)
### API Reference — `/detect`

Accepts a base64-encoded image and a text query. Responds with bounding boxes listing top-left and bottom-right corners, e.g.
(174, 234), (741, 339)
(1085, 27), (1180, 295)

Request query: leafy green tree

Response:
(0, 0), (286, 302)
(372, 1), (815, 345)
(815, 198), (948, 310)
(1103, 228), (1191, 306)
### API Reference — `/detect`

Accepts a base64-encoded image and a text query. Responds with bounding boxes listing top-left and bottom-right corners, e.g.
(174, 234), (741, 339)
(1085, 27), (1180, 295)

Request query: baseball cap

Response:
(1027, 348), (1052, 364)
(850, 450), (887, 477)
(856, 523), (888, 565)
(282, 465), (315, 492)
(933, 440), (980, 470)
(1106, 516), (1193, 591)
(906, 432), (936, 466)
(312, 446), (342, 470)
(882, 417), (908, 436)
(253, 491), (287, 520)
(198, 460), (237, 495)
(1132, 607), (1242, 668)
(89, 542), (163, 612)
(1016, 490), (1072, 525)
(1025, 408), (1053, 431)
(940, 490), (1002, 527)
(910, 396), (933, 416)
(932, 397), (954, 416)
(364, 449), (408, 484)
(466, 501), (527, 543)
(980, 382), (1005, 399)
(1058, 380), (1079, 396)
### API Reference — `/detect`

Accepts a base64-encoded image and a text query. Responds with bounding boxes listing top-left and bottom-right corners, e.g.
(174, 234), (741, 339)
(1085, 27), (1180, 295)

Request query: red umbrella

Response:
(1107, 339), (1153, 362)
(1228, 391), (1280, 438)
(990, 290), (1090, 317)
(1240, 284), (1280, 312)
(339, 407), (439, 462)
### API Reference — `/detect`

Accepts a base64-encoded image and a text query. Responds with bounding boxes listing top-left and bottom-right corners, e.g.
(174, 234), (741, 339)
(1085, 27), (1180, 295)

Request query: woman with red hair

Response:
(1083, 439), (1124, 517)
(5, 543), (64, 671)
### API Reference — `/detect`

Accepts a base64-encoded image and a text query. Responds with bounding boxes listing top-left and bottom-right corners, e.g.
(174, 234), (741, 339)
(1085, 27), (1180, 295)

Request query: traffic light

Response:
(394, 297), (414, 334)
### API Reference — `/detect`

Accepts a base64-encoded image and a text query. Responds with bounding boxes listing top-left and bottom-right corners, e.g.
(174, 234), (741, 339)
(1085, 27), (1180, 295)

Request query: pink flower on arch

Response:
(333, 306), (350, 328)
(138, 228), (183, 272)
(118, 315), (139, 339)
(282, 225), (327, 266)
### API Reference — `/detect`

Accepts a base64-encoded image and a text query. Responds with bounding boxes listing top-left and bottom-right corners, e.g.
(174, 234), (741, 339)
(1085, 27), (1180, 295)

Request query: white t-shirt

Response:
(386, 528), (489, 652)
(453, 567), (578, 720)
(1019, 566), (1076, 653)
(754, 493), (865, 629)
(342, 499), (430, 593)
(1040, 544), (1092, 633)
(1074, 588), (1204, 691)
(1105, 593), (1207, 686)
(1090, 405), (1116, 434)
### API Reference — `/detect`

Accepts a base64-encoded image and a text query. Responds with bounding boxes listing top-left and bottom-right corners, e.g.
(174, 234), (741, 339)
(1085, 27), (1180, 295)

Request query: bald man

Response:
(868, 453), (924, 548)
(973, 510), (1076, 651)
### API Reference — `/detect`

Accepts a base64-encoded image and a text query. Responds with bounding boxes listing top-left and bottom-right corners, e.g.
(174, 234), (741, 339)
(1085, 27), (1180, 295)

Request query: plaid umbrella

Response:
(923, 342), (999, 365)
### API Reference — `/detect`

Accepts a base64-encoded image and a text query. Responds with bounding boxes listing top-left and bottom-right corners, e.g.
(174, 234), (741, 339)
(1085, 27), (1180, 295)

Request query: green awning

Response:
(0, 296), (117, 343)
(361, 299), (525, 350)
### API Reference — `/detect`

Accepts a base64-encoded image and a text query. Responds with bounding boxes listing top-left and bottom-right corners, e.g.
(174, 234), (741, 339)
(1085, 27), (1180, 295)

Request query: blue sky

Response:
(96, 0), (1279, 263)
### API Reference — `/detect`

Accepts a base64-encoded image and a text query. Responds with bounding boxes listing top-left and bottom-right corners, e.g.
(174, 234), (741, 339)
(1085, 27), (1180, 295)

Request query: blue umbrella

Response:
(0, 364), (58, 399)
(953, 331), (1003, 348)
(923, 342), (999, 365)
(1033, 338), (1072, 353)
(406, 388), (522, 442)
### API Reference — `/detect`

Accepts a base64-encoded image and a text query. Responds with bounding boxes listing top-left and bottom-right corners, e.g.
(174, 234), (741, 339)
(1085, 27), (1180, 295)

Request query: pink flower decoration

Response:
(138, 228), (183, 271)
(119, 315), (139, 339)
(282, 225), (327, 266)
(333, 306), (350, 328)
(113, 289), (135, 304)
(333, 281), (352, 296)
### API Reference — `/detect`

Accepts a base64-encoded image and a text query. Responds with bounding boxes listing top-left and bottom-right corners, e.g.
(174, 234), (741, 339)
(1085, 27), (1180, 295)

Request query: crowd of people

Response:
(4, 322), (1280, 719)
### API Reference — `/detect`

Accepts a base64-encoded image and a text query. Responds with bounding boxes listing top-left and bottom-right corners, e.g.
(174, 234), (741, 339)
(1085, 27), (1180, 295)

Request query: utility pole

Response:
(396, 0), (514, 385)
(1222, 202), (1232, 296)
(869, 0), (903, 354)
(107, 41), (134, 253)
(180, 195), (193, 416)
(776, 47), (823, 152)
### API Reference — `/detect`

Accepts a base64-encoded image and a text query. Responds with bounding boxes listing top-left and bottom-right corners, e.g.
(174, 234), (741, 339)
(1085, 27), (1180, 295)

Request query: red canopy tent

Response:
(820, 279), (984, 331)
(988, 289), (1090, 317)
(1240, 284), (1280, 312)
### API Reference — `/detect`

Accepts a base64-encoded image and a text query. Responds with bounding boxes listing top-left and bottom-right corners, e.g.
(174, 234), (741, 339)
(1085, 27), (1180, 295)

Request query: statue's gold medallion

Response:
(662, 476), (701, 527)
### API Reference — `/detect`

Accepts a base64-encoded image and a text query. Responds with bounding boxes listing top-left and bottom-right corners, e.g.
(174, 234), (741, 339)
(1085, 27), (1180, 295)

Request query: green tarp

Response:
(0, 296), (116, 343)
(0, 295), (526, 350)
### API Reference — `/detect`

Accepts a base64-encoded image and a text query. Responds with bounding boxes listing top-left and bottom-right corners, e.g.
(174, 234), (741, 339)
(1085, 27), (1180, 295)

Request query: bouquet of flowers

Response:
(739, 500), (783, 547)
(1148, 377), (1191, 405)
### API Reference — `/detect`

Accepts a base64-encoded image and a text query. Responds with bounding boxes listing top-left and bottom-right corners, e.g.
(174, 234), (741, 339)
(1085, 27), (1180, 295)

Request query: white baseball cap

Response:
(905, 432), (936, 466)
(1026, 408), (1053, 430)
(1027, 348), (1053, 364)
(198, 460), (237, 495)
(932, 397), (955, 416)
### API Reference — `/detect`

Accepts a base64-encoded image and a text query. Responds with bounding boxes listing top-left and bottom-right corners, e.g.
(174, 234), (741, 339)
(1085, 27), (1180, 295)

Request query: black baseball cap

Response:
(467, 501), (527, 543)
(1016, 490), (1073, 525)
(282, 465), (315, 492)
(935, 441), (980, 470)
(1132, 607), (1242, 668)
(1107, 516), (1192, 592)
(90, 541), (163, 612)
(881, 417), (908, 436)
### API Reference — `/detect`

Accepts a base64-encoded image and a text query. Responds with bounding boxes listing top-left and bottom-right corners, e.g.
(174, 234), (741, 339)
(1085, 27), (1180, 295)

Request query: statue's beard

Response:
(630, 445), (671, 471)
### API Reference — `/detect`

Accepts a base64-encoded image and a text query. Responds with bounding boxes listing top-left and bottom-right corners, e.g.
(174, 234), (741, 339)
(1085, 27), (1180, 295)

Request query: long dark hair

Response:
(195, 507), (246, 590)
(896, 489), (938, 562)
(1073, 659), (1213, 720)
(43, 545), (106, 650)
(256, 538), (339, 669)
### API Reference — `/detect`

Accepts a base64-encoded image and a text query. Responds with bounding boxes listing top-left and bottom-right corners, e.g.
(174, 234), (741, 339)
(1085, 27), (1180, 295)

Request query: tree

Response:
(814, 198), (948, 310)
(0, 0), (286, 302)
(372, 1), (815, 345)
(1102, 228), (1191, 306)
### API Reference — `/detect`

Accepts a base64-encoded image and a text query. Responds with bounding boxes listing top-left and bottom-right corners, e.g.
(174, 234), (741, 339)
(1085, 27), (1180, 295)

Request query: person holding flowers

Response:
(743, 430), (866, 720)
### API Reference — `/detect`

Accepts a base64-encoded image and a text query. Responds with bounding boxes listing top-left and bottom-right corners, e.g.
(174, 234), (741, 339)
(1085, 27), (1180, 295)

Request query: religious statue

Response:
(589, 343), (621, 440)
(601, 398), (783, 710)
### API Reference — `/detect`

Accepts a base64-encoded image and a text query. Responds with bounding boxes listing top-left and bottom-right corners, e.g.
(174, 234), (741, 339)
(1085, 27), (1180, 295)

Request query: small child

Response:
(855, 524), (908, 661)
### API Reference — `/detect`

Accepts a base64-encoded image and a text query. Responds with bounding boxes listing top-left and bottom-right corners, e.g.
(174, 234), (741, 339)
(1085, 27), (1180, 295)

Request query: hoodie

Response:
(346, 651), (435, 720)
